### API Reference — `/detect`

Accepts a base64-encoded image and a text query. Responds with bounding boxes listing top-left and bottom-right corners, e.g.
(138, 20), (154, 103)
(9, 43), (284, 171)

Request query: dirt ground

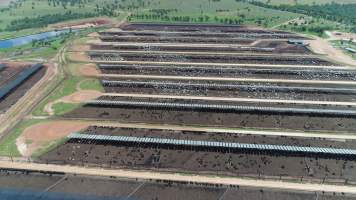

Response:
(65, 105), (356, 132)
(309, 37), (356, 66)
(68, 51), (90, 62)
(44, 90), (102, 115)
(61, 90), (102, 103)
(16, 121), (90, 157)
(79, 63), (101, 76)
(69, 44), (91, 52)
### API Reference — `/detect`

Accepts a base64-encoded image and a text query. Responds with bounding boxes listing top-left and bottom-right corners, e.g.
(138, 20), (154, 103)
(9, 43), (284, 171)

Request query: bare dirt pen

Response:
(78, 63), (101, 77)
(40, 126), (356, 184)
(1, 169), (352, 200)
(64, 96), (356, 132)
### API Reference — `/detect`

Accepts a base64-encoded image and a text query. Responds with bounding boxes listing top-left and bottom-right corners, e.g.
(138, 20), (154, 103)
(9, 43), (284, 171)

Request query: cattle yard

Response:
(0, 62), (45, 114)
(38, 23), (356, 188)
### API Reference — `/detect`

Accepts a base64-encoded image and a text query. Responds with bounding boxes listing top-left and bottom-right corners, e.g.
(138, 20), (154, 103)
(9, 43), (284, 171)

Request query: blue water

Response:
(0, 29), (72, 49)
(0, 188), (136, 200)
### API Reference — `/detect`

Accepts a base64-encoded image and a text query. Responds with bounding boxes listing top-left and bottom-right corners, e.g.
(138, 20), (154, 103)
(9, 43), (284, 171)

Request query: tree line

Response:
(4, 11), (97, 31)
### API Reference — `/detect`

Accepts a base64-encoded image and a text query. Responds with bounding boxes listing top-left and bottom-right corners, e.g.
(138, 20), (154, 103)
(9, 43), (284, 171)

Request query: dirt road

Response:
(1, 161), (356, 194)
(309, 37), (356, 67)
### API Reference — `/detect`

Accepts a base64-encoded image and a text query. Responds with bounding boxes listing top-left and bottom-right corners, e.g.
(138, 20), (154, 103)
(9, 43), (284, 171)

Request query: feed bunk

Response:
(86, 100), (356, 117)
(98, 64), (356, 79)
(0, 64), (43, 100)
(68, 133), (356, 158)
(101, 80), (356, 94)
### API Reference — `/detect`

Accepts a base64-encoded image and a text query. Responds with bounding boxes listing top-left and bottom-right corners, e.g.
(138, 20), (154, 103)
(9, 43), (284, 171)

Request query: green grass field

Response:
(255, 0), (356, 5)
(129, 0), (301, 27)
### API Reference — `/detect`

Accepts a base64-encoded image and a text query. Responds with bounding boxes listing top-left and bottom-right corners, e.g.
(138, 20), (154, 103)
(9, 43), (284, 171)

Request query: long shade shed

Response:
(68, 133), (356, 157)
(101, 80), (356, 94)
(86, 99), (356, 117)
(0, 63), (42, 100)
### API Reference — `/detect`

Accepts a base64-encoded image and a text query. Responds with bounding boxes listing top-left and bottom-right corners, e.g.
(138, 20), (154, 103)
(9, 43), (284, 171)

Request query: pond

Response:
(0, 29), (73, 49)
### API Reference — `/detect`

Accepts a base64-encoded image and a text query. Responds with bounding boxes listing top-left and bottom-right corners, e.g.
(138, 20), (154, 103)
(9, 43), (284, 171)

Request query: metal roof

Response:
(68, 133), (356, 156)
(86, 99), (356, 117)
(0, 64), (43, 100)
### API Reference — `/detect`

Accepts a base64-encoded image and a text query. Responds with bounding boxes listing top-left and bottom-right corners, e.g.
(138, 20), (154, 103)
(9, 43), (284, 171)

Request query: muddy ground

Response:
(0, 169), (352, 200)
